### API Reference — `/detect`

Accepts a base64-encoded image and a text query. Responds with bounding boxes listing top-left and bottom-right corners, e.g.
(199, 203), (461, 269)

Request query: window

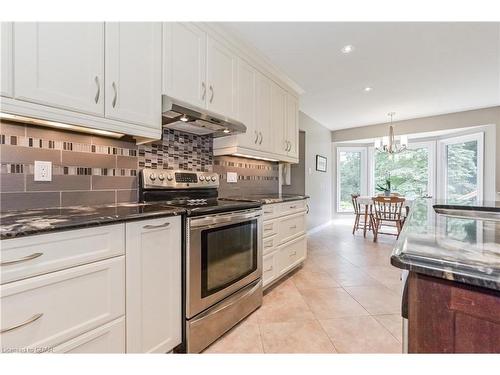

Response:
(438, 133), (484, 204)
(336, 147), (367, 212)
(371, 141), (434, 199)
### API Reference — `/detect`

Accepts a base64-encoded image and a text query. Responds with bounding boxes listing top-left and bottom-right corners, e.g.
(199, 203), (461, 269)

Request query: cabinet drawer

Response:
(262, 204), (278, 220)
(263, 235), (277, 256)
(277, 200), (306, 216)
(0, 256), (125, 351)
(263, 251), (278, 288)
(52, 317), (125, 353)
(262, 219), (278, 239)
(277, 235), (307, 276)
(277, 212), (306, 245)
(1, 224), (125, 284)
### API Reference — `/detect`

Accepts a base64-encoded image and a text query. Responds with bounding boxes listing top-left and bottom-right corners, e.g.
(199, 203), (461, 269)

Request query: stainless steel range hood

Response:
(162, 96), (246, 137)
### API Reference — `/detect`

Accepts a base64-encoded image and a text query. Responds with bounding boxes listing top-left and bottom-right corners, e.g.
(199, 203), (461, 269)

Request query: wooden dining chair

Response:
(351, 194), (372, 237)
(371, 196), (406, 242)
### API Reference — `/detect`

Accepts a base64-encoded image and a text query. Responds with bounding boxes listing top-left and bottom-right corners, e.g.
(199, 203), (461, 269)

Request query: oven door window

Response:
(201, 219), (258, 298)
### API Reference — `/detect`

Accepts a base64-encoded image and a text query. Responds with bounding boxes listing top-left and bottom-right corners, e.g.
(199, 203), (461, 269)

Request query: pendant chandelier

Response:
(374, 112), (408, 154)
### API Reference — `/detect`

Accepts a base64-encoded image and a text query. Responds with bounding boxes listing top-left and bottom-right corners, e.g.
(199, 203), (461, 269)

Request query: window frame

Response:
(437, 132), (484, 203)
(336, 146), (368, 213)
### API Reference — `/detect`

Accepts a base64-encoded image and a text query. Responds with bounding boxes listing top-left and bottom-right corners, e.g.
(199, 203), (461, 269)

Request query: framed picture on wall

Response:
(316, 155), (327, 172)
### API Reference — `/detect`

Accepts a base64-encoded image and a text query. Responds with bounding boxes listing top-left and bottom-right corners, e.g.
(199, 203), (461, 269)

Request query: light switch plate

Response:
(227, 172), (238, 183)
(34, 161), (52, 181)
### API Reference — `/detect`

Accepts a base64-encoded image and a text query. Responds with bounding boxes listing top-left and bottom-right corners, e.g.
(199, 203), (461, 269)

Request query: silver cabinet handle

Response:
(289, 251), (297, 257)
(289, 205), (297, 209)
(112, 81), (118, 108)
(284, 140), (288, 151)
(1, 252), (43, 266)
(264, 224), (273, 231)
(1, 313), (43, 334)
(254, 131), (259, 144)
(289, 225), (297, 229)
(201, 82), (206, 100)
(143, 222), (170, 230)
(264, 241), (274, 248)
(263, 209), (273, 214)
(264, 266), (273, 272)
(287, 141), (291, 152)
(94, 76), (100, 104)
(306, 204), (310, 214)
(259, 132), (263, 145)
(209, 85), (214, 103)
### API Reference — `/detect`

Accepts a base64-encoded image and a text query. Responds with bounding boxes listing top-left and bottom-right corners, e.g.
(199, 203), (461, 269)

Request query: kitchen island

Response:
(391, 199), (500, 353)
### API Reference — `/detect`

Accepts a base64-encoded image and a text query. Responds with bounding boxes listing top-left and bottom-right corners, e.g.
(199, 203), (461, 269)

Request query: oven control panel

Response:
(141, 168), (219, 189)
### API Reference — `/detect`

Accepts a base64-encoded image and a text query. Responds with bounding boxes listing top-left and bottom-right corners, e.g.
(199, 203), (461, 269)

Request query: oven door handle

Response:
(189, 210), (262, 228)
(189, 280), (261, 324)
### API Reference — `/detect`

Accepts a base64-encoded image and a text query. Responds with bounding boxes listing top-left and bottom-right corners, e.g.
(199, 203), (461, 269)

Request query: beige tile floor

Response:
(203, 218), (404, 354)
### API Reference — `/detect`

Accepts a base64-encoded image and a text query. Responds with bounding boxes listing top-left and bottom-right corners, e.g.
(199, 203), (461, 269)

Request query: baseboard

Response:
(307, 220), (333, 235)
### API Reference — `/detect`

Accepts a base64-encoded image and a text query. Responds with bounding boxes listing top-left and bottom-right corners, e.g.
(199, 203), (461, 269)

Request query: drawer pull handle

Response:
(143, 222), (170, 230)
(264, 224), (273, 231)
(264, 266), (273, 272)
(1, 313), (43, 334)
(264, 242), (273, 248)
(264, 210), (273, 214)
(289, 225), (297, 229)
(289, 251), (297, 257)
(289, 205), (297, 209)
(1, 252), (43, 266)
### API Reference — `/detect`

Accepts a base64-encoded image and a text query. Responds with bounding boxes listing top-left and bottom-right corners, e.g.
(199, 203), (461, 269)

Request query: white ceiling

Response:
(222, 22), (500, 131)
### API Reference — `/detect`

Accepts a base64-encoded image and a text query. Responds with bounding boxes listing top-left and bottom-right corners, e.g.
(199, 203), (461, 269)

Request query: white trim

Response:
(336, 146), (367, 213)
(307, 220), (333, 235)
(437, 132), (484, 202)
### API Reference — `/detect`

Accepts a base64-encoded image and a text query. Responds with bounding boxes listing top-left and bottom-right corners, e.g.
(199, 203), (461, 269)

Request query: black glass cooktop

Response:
(141, 193), (262, 217)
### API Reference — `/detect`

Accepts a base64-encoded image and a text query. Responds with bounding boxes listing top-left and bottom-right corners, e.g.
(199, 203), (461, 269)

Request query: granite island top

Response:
(0, 203), (186, 240)
(220, 194), (309, 204)
(391, 199), (500, 291)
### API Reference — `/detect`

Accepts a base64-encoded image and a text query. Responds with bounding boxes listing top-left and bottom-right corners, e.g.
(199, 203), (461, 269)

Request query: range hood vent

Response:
(162, 96), (246, 137)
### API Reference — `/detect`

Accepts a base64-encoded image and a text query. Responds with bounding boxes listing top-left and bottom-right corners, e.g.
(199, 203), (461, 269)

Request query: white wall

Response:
(298, 112), (333, 231)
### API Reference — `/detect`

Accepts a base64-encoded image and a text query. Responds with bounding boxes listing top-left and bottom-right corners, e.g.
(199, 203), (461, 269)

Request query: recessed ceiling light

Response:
(364, 87), (373, 92)
(341, 45), (354, 54)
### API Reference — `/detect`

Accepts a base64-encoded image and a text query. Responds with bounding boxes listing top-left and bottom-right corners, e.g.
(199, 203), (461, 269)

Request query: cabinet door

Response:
(163, 22), (207, 108)
(256, 72), (273, 152)
(1, 22), (13, 97)
(271, 81), (287, 156)
(14, 22), (104, 116)
(206, 36), (237, 118)
(236, 58), (258, 149)
(286, 93), (299, 159)
(126, 217), (182, 353)
(105, 22), (161, 129)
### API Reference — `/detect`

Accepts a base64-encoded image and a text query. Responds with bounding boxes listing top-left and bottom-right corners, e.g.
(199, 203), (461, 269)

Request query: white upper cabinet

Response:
(1, 22), (13, 98)
(163, 23), (206, 108)
(271, 81), (288, 156)
(236, 58), (257, 149)
(206, 36), (237, 119)
(105, 22), (162, 129)
(125, 217), (182, 354)
(14, 22), (105, 116)
(255, 72), (273, 151)
(286, 93), (300, 159)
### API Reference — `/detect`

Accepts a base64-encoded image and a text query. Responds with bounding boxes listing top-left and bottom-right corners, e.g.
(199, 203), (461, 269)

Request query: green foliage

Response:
(446, 140), (478, 204)
(338, 151), (361, 211)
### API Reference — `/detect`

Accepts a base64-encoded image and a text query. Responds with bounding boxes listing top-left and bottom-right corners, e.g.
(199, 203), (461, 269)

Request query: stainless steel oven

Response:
(186, 208), (263, 352)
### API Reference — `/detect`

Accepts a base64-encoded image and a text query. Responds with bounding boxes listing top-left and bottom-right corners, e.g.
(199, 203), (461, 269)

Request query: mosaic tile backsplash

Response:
(0, 120), (279, 211)
(138, 128), (213, 171)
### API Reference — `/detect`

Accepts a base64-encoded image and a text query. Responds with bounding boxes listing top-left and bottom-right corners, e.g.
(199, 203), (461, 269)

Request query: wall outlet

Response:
(227, 172), (238, 183)
(34, 161), (52, 182)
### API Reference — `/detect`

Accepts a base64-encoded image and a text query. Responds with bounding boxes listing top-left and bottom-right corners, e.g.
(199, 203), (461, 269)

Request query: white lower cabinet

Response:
(0, 256), (125, 351)
(125, 216), (182, 353)
(261, 201), (308, 289)
(52, 317), (125, 353)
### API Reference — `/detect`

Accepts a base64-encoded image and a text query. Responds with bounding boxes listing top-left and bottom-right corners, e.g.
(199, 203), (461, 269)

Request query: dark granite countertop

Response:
(220, 194), (309, 204)
(0, 203), (186, 240)
(391, 199), (500, 291)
